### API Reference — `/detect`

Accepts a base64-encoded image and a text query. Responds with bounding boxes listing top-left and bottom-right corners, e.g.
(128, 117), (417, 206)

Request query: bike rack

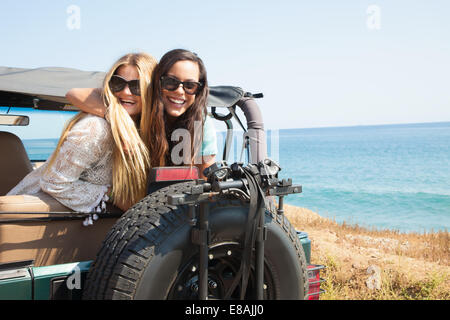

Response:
(167, 161), (302, 300)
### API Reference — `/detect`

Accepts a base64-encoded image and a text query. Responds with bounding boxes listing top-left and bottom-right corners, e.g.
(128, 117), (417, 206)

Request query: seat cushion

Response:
(0, 192), (72, 213)
(0, 131), (33, 195)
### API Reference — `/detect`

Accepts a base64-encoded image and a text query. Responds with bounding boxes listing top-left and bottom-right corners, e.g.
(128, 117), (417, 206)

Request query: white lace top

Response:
(8, 114), (113, 213)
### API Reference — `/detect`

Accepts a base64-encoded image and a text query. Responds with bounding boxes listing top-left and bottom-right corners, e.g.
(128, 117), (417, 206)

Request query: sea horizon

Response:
(274, 120), (450, 131)
(217, 120), (450, 133)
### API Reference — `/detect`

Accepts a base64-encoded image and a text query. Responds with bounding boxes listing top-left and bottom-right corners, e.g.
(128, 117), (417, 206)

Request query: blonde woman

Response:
(7, 53), (157, 218)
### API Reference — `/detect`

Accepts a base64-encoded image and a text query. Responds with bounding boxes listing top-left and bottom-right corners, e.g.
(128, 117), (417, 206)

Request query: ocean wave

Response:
(301, 185), (450, 198)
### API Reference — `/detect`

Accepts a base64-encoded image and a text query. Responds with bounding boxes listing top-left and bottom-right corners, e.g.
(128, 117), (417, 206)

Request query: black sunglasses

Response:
(109, 75), (141, 96)
(160, 76), (203, 95)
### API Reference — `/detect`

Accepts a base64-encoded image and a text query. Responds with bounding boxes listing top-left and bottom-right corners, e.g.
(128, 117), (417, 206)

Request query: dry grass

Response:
(284, 204), (450, 300)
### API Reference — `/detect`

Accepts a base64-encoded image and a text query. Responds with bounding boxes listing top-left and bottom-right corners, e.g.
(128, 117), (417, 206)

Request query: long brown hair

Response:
(141, 49), (209, 167)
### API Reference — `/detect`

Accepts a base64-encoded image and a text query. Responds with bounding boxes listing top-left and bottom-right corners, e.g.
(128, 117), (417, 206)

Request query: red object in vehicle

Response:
(307, 264), (326, 300)
(150, 166), (199, 182)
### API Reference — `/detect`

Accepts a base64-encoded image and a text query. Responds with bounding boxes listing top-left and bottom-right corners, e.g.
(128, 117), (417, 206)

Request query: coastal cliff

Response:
(284, 204), (450, 300)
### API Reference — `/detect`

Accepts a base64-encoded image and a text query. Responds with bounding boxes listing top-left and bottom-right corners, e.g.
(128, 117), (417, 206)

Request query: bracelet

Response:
(107, 189), (114, 202)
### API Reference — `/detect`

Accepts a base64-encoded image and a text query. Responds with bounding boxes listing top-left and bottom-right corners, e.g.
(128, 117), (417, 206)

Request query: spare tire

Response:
(82, 181), (308, 300)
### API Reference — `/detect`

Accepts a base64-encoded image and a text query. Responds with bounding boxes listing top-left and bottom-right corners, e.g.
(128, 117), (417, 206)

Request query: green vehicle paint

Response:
(0, 261), (91, 300)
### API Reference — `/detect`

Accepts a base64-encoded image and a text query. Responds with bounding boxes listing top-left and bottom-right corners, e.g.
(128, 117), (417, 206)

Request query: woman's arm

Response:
(40, 116), (112, 212)
(66, 88), (107, 118)
(197, 115), (218, 179)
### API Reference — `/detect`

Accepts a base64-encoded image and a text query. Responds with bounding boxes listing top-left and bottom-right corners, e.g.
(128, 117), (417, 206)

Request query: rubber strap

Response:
(223, 165), (265, 299)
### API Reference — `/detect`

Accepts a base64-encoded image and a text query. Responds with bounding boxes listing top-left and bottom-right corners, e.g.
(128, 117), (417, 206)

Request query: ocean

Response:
(22, 121), (450, 233)
(275, 122), (450, 233)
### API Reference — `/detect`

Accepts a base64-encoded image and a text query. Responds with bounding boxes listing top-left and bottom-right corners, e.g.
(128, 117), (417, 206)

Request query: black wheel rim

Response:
(167, 242), (276, 300)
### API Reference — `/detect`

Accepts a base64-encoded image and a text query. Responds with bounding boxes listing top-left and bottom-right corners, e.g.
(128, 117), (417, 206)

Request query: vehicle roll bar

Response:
(208, 86), (267, 165)
(236, 96), (267, 164)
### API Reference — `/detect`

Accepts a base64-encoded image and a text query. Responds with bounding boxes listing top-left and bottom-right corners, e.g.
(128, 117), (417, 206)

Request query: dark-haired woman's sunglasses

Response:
(109, 75), (141, 96)
(160, 76), (203, 95)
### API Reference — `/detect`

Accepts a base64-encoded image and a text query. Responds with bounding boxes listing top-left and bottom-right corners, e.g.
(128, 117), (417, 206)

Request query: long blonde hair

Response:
(48, 52), (157, 208)
(104, 53), (156, 207)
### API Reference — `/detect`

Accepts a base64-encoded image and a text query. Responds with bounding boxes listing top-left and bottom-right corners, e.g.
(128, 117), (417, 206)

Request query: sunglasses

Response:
(160, 76), (203, 95)
(109, 75), (141, 96)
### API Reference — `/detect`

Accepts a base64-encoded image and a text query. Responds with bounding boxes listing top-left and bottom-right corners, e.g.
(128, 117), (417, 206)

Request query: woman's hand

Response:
(114, 198), (133, 212)
(197, 154), (216, 180)
(106, 186), (132, 212)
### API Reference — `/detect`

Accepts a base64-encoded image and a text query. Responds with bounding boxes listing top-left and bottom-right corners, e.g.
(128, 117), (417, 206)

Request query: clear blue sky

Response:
(1, 0), (449, 129)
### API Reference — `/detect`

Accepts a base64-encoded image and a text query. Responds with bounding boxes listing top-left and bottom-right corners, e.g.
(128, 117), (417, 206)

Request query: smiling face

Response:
(114, 64), (142, 120)
(161, 60), (200, 123)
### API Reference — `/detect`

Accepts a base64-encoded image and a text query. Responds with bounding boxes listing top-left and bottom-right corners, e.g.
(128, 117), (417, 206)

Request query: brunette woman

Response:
(142, 49), (217, 173)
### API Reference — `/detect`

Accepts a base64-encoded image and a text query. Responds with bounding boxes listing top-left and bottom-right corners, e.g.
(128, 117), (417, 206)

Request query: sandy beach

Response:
(284, 204), (450, 300)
